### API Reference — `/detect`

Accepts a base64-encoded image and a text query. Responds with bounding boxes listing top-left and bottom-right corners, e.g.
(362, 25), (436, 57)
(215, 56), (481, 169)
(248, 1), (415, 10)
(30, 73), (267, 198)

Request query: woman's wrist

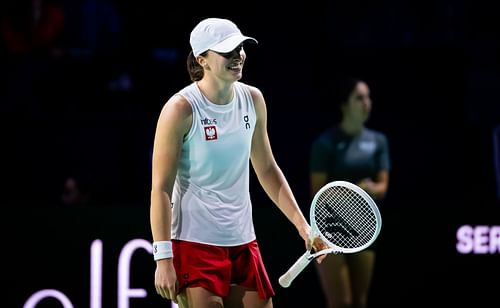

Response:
(152, 240), (173, 260)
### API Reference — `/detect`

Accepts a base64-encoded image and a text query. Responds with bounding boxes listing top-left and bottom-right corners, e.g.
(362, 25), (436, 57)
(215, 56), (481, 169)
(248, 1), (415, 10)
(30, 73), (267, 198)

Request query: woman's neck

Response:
(197, 79), (234, 105)
(339, 119), (363, 136)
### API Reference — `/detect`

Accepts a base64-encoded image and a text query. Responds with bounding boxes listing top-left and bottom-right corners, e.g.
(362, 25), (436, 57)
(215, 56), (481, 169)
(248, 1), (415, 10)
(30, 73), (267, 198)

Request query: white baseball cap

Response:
(190, 18), (258, 57)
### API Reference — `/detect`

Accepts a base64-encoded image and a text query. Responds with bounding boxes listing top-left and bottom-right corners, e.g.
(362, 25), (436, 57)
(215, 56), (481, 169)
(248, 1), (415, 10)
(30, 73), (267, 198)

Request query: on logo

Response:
(243, 115), (250, 129)
(204, 126), (217, 141)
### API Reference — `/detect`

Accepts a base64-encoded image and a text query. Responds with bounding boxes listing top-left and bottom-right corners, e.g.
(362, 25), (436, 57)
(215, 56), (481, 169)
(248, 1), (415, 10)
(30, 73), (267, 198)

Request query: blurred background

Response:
(2, 0), (499, 307)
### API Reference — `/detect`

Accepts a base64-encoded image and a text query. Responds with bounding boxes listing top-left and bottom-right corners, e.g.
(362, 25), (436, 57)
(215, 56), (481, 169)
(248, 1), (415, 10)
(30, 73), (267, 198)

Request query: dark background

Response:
(2, 0), (499, 307)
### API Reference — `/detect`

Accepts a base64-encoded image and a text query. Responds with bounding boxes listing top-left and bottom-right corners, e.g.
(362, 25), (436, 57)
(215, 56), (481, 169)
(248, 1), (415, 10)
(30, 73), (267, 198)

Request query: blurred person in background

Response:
(59, 172), (92, 207)
(310, 77), (390, 308)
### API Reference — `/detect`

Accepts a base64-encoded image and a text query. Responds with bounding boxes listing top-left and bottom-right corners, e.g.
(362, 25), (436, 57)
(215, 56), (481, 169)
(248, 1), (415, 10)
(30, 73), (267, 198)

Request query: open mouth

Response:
(227, 62), (243, 71)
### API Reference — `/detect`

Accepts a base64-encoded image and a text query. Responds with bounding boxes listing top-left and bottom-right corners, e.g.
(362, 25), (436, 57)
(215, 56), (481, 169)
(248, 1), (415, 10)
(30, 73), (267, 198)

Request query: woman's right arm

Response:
(150, 94), (191, 301)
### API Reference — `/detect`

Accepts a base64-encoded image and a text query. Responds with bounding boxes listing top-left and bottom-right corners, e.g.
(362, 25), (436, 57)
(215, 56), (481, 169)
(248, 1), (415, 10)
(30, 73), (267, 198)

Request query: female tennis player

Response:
(150, 17), (326, 308)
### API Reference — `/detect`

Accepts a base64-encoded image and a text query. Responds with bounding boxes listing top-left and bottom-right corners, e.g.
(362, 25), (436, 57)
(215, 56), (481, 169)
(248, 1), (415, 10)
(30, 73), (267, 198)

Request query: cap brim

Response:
(210, 35), (258, 53)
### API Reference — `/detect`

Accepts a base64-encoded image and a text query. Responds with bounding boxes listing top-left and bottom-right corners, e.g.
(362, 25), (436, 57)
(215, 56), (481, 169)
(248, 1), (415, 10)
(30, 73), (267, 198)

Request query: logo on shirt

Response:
(201, 117), (218, 141)
(243, 115), (251, 129)
(204, 126), (218, 140)
(201, 117), (217, 125)
(359, 141), (375, 152)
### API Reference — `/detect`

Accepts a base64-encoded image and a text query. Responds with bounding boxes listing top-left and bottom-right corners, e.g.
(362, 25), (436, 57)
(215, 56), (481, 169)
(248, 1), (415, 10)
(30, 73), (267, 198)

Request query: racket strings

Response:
(314, 186), (377, 249)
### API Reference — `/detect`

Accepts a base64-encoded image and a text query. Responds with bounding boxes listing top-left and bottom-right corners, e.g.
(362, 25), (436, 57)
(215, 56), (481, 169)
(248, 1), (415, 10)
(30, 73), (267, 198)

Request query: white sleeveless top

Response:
(171, 81), (257, 246)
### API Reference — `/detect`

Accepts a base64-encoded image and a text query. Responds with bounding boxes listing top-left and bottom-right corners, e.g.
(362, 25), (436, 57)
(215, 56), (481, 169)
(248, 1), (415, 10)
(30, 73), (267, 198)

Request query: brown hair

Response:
(186, 50), (207, 82)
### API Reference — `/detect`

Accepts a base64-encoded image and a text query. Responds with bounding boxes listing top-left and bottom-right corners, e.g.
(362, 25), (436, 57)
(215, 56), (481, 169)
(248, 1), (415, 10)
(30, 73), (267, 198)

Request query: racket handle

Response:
(278, 251), (312, 288)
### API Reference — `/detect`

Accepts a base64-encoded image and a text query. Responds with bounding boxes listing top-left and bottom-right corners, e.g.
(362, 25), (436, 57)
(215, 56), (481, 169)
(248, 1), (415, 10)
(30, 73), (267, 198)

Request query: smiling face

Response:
(198, 44), (247, 82)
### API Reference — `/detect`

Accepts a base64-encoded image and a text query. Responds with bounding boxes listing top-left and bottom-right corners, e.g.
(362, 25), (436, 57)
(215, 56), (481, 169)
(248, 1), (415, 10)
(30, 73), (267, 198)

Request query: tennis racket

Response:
(278, 180), (382, 288)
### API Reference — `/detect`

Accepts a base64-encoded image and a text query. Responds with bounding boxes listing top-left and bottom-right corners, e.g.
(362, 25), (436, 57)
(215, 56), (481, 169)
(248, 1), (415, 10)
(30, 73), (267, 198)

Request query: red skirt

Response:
(172, 239), (275, 299)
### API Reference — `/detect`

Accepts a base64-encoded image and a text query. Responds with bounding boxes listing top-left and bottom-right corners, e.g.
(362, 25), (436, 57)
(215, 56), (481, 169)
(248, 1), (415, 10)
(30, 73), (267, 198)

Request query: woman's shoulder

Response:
(363, 128), (389, 142)
(235, 82), (265, 112)
(364, 127), (386, 136)
(177, 82), (198, 96)
(162, 90), (192, 117)
(236, 81), (262, 96)
(235, 80), (251, 88)
(313, 127), (337, 147)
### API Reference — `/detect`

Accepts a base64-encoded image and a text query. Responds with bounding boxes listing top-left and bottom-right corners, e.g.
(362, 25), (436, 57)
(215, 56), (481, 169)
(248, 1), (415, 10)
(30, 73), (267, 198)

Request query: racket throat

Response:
(306, 253), (317, 261)
(307, 249), (344, 260)
(307, 250), (322, 261)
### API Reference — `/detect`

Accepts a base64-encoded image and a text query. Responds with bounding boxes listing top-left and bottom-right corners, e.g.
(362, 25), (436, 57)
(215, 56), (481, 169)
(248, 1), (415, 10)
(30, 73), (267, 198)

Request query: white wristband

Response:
(152, 241), (173, 260)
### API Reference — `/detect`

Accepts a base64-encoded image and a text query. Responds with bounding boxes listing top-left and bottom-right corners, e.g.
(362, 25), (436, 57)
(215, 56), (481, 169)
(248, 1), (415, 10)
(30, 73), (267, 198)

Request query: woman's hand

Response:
(298, 224), (329, 263)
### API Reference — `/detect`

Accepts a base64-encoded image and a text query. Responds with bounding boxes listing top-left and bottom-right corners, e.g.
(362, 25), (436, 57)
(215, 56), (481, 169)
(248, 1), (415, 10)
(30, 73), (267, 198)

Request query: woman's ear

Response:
(197, 56), (207, 68)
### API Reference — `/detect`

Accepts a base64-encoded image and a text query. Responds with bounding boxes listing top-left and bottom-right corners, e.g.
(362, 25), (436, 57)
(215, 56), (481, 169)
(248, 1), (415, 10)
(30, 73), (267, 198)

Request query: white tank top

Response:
(171, 81), (257, 246)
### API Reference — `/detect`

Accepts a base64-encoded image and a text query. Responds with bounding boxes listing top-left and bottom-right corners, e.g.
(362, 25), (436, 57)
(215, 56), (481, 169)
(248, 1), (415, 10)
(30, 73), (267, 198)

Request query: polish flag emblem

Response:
(204, 126), (217, 140)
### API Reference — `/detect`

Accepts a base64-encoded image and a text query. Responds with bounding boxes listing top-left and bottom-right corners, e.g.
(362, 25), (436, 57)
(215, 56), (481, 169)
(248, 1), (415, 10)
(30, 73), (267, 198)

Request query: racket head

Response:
(310, 180), (382, 253)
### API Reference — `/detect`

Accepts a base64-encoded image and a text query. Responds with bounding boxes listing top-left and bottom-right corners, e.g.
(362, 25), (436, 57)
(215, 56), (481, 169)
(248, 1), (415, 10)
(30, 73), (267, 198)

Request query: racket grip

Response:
(278, 251), (312, 288)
